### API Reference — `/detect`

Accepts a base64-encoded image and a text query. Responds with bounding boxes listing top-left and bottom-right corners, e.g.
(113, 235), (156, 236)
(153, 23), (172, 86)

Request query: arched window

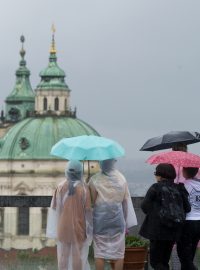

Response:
(18, 207), (29, 235)
(55, 97), (59, 111)
(43, 98), (47, 111)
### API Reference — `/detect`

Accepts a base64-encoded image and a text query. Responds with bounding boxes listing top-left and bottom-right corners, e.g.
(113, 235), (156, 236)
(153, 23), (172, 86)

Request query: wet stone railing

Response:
(0, 196), (144, 208)
(0, 196), (145, 234)
(0, 196), (145, 235)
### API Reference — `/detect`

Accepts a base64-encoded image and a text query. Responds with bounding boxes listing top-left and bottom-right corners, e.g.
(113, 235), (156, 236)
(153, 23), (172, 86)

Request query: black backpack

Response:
(159, 184), (185, 228)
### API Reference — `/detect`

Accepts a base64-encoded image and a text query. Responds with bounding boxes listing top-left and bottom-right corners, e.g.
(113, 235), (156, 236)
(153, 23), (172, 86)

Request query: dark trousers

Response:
(177, 220), (200, 270)
(150, 239), (175, 270)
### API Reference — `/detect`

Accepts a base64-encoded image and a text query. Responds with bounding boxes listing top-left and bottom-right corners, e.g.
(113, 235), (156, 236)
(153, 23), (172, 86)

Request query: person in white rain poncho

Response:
(46, 160), (92, 270)
(89, 159), (137, 270)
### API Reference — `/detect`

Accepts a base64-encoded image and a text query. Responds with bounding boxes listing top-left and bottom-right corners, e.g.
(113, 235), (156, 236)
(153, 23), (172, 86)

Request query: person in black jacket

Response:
(139, 163), (191, 270)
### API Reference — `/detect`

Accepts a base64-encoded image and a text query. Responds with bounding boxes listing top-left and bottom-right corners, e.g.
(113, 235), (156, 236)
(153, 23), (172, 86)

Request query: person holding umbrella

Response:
(139, 163), (191, 270)
(172, 142), (187, 152)
(46, 160), (92, 270)
(89, 159), (137, 270)
(177, 167), (200, 270)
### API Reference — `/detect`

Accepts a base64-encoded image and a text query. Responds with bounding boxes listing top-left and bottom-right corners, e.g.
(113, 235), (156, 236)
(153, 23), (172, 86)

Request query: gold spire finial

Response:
(50, 24), (56, 54)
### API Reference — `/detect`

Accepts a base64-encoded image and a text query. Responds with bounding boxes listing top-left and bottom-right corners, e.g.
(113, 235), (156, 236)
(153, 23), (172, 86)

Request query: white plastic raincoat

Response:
(89, 159), (137, 260)
(46, 160), (92, 270)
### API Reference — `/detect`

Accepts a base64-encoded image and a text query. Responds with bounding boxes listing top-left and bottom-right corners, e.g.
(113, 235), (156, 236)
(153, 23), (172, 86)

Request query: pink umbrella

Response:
(147, 151), (200, 168)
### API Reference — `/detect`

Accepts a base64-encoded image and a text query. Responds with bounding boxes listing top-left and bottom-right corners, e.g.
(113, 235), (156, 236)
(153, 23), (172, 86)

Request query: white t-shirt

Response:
(185, 178), (200, 220)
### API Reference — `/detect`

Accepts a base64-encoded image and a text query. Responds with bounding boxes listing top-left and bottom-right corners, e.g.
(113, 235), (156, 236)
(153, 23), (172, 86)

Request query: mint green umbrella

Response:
(50, 135), (125, 160)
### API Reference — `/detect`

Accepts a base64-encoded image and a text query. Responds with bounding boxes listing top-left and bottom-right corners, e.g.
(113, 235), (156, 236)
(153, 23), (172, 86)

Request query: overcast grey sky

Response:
(1, 0), (200, 161)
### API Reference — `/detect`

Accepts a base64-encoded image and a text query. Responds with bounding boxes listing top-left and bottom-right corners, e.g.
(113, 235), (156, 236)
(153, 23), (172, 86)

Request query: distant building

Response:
(0, 31), (99, 250)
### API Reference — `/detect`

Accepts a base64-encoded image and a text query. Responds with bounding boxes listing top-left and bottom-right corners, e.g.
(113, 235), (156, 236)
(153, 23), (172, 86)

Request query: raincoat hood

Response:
(65, 160), (83, 196)
(65, 160), (83, 181)
(100, 159), (116, 175)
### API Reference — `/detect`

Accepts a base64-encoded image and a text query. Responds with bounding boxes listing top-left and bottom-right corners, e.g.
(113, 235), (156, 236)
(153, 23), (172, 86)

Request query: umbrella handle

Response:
(85, 161), (90, 183)
(88, 161), (90, 177)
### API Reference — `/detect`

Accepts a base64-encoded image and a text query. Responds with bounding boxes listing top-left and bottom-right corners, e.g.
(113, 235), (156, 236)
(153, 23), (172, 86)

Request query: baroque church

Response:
(0, 31), (99, 250)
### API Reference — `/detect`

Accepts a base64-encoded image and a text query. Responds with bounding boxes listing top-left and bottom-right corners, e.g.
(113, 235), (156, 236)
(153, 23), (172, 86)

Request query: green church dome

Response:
(37, 53), (69, 90)
(39, 55), (65, 78)
(37, 36), (69, 90)
(0, 117), (99, 160)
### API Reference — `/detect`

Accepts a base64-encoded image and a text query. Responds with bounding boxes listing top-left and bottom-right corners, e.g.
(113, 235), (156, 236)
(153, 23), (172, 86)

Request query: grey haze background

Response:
(1, 0), (200, 194)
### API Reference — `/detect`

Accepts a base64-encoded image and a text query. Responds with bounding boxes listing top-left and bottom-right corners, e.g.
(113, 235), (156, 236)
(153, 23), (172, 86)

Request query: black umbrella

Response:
(140, 131), (200, 151)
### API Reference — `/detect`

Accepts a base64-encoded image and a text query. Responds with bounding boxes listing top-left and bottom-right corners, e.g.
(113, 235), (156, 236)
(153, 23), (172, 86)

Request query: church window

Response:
(55, 97), (59, 111)
(8, 107), (20, 122)
(41, 208), (48, 233)
(19, 137), (30, 150)
(43, 98), (48, 111)
(17, 207), (29, 235)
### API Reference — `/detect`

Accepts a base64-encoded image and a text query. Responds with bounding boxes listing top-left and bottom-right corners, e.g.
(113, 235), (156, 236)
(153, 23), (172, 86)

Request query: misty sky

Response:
(1, 0), (200, 162)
